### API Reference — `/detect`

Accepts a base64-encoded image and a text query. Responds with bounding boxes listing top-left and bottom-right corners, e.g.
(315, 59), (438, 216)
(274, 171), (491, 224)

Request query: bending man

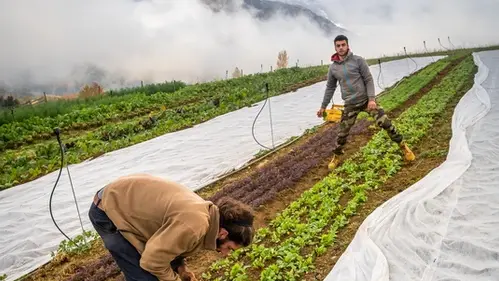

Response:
(317, 35), (415, 170)
(88, 173), (255, 281)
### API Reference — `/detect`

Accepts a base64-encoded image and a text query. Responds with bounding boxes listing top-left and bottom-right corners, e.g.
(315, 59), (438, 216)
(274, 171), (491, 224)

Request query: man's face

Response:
(216, 237), (240, 257)
(335, 40), (349, 56)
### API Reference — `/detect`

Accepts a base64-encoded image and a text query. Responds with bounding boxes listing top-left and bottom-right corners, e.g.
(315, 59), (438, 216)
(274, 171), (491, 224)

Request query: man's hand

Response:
(178, 265), (198, 281)
(180, 271), (198, 281)
(317, 107), (326, 118)
(367, 100), (377, 111)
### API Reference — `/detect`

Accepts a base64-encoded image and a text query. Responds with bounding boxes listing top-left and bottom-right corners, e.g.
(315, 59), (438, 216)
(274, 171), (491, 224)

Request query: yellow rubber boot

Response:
(400, 142), (416, 161)
(328, 154), (341, 171)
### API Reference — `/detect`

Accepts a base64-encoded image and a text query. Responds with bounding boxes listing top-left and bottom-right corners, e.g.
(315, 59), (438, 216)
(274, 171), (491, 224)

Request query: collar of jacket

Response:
(203, 203), (220, 250)
(331, 49), (352, 63)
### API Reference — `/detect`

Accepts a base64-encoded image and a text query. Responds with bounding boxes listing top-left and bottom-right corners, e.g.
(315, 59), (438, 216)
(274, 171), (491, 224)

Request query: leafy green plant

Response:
(51, 230), (99, 257)
(1, 66), (331, 189)
(0, 80), (186, 126)
(0, 54), (459, 190)
(254, 149), (271, 158)
(201, 54), (476, 280)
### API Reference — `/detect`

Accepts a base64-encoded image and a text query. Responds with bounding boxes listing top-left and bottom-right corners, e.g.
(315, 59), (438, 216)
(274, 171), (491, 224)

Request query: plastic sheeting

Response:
(0, 56), (443, 281)
(324, 50), (499, 281)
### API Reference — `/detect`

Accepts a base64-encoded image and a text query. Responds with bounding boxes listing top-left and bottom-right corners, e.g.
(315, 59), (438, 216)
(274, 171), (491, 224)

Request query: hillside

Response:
(2, 0), (341, 98)
(203, 0), (345, 36)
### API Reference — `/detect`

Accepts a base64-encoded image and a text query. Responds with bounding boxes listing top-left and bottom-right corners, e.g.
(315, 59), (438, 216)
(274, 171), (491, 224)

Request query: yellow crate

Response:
(323, 105), (344, 122)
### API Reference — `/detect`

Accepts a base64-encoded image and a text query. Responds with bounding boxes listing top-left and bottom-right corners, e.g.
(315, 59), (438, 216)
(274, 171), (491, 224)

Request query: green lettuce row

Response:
(0, 66), (328, 151)
(201, 55), (474, 280)
(0, 68), (330, 189)
(0, 56), (455, 189)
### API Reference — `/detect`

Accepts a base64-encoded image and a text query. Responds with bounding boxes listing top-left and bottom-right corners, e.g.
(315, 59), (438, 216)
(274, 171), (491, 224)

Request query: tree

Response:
(79, 82), (103, 98)
(277, 50), (289, 69)
(2, 95), (19, 118)
(232, 67), (242, 78)
(4, 95), (19, 108)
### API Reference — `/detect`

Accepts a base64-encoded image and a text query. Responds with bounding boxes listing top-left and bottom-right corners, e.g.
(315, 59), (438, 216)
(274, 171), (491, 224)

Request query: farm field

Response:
(2, 46), (496, 191)
(0, 55), (447, 281)
(199, 53), (475, 281)
(11, 50), (482, 281)
(0, 66), (329, 190)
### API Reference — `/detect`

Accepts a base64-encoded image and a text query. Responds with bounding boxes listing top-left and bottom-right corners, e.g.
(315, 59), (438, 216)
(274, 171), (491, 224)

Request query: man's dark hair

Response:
(215, 197), (255, 246)
(334, 34), (349, 44)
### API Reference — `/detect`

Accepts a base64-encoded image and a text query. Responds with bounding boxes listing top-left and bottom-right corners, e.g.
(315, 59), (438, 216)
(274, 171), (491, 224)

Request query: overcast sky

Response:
(0, 0), (497, 91)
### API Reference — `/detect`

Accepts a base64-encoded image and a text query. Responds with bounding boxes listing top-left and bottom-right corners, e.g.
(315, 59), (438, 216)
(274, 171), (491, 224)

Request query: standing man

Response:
(88, 173), (255, 281)
(317, 35), (415, 170)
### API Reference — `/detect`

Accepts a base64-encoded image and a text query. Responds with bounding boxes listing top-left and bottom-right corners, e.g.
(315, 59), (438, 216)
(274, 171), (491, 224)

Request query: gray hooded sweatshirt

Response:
(321, 51), (375, 108)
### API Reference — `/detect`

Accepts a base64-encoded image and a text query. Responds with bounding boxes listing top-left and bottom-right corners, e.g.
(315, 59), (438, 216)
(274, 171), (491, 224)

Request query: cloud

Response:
(313, 0), (499, 57)
(0, 0), (337, 93)
(0, 0), (498, 94)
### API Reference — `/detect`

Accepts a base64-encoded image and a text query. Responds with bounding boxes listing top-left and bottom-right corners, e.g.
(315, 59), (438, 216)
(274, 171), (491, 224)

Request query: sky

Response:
(319, 0), (499, 54)
(0, 0), (498, 93)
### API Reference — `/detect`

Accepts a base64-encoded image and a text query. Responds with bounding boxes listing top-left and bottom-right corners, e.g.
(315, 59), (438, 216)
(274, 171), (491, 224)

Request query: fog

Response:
(0, 0), (498, 94)
(318, 0), (499, 54)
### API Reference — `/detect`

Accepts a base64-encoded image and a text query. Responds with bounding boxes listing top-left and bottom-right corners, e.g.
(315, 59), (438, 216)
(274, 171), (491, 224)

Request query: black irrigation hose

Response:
(404, 47), (419, 74)
(448, 36), (456, 49)
(377, 59), (385, 90)
(49, 128), (74, 244)
(438, 37), (450, 51)
(251, 82), (275, 151)
(423, 40), (435, 62)
(49, 128), (87, 247)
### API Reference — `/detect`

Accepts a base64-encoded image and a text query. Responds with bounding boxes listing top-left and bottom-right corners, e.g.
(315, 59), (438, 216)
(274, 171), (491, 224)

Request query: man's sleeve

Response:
(140, 220), (200, 281)
(321, 66), (338, 108)
(358, 57), (376, 101)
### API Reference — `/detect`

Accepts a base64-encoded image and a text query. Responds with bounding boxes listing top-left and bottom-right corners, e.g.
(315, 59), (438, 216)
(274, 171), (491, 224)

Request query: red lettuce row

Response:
(65, 254), (120, 281)
(208, 119), (372, 207)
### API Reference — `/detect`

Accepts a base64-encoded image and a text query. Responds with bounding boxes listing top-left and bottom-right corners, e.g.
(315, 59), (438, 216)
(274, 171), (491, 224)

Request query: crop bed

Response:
(17, 53), (470, 281)
(198, 54), (475, 281)
(301, 64), (477, 280)
(206, 55), (455, 208)
(0, 66), (330, 190)
(0, 68), (328, 150)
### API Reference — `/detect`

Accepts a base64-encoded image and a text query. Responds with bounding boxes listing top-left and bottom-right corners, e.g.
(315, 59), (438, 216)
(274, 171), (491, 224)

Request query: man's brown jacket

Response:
(99, 174), (220, 281)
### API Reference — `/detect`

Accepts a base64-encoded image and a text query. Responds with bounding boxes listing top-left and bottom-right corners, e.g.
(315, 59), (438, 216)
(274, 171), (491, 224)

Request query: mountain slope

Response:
(204, 0), (345, 36)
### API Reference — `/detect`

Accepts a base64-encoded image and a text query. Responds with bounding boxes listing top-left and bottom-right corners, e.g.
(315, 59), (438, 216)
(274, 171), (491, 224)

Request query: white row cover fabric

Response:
(324, 51), (499, 281)
(0, 56), (443, 281)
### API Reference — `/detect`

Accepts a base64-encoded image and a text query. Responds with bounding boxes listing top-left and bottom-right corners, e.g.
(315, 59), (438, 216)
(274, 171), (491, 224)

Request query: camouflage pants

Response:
(333, 100), (403, 155)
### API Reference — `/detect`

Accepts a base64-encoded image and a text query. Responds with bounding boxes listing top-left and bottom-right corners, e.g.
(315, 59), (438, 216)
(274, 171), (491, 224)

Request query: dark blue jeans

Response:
(88, 201), (158, 281)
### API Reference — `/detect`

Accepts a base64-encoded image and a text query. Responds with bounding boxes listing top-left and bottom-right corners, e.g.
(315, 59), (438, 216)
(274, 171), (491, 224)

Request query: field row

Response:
(0, 67), (328, 151)
(207, 56), (453, 207)
(0, 55), (455, 190)
(201, 54), (474, 280)
(53, 53), (469, 281)
(0, 68), (329, 190)
(0, 80), (186, 126)
(0, 58), (450, 188)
